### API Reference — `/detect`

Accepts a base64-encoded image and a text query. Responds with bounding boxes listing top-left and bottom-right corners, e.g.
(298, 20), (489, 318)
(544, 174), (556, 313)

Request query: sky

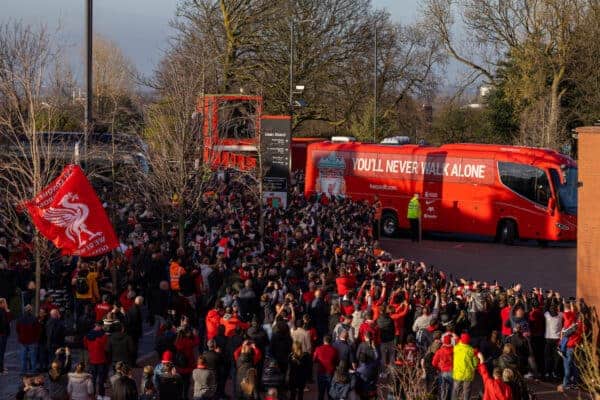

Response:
(2, 0), (420, 78)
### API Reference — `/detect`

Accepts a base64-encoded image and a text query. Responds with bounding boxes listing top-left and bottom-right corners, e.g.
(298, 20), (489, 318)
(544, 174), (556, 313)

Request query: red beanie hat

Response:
(162, 350), (173, 363)
(460, 333), (471, 344)
(442, 335), (452, 346)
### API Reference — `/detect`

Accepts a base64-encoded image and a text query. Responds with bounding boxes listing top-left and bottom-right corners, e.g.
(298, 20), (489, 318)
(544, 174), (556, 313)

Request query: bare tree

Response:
(0, 21), (69, 313)
(422, 0), (590, 148)
(173, 0), (442, 135)
(140, 50), (211, 246)
(92, 34), (142, 134)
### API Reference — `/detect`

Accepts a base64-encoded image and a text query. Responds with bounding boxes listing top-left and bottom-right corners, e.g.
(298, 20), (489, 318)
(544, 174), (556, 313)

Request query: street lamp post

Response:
(289, 19), (313, 117)
(84, 0), (93, 165)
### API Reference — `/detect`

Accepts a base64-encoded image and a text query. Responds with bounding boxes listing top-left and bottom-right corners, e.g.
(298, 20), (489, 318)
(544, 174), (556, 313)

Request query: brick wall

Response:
(576, 126), (600, 311)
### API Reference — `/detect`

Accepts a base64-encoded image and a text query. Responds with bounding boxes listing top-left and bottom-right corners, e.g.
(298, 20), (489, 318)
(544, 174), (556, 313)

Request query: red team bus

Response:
(304, 142), (577, 243)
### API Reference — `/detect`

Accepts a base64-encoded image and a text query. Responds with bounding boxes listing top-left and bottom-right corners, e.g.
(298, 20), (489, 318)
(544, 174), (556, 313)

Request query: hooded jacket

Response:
(67, 372), (93, 400)
(452, 342), (478, 381)
(83, 329), (108, 365)
(205, 309), (222, 340)
(432, 345), (454, 373)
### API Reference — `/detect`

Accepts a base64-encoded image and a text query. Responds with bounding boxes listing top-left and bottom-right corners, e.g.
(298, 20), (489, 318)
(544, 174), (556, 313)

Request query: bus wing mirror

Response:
(547, 197), (556, 215)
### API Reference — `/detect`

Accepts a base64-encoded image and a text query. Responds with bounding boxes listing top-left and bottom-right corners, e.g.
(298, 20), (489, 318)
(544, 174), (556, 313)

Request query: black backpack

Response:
(75, 274), (89, 294)
(174, 351), (188, 368)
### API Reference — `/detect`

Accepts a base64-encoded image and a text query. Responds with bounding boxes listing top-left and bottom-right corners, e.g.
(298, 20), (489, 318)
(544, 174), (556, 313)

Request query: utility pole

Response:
(289, 21), (294, 116)
(373, 22), (377, 143)
(84, 0), (93, 165)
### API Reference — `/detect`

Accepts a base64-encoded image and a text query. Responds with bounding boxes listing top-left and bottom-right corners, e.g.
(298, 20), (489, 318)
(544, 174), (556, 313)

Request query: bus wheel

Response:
(499, 220), (518, 245)
(381, 212), (399, 237)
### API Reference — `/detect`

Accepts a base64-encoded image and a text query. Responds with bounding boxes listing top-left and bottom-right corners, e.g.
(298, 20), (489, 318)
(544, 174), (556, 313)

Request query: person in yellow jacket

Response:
(407, 193), (421, 242)
(72, 262), (99, 320)
(452, 333), (479, 400)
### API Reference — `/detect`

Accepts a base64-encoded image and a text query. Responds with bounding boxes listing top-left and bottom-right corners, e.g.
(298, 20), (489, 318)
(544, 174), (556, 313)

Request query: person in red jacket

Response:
(16, 304), (41, 374)
(233, 340), (263, 366)
(389, 290), (410, 343)
(432, 335), (454, 400)
(83, 322), (109, 398)
(476, 352), (512, 400)
(94, 295), (112, 322)
(500, 298), (514, 339)
(559, 301), (583, 391)
(220, 308), (250, 337)
(174, 327), (200, 396)
(358, 310), (381, 345)
(205, 302), (224, 341)
(313, 335), (338, 400)
(335, 268), (356, 296)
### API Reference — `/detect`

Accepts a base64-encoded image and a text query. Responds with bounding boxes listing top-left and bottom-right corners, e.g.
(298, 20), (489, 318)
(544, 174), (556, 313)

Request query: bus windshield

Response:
(550, 167), (577, 215)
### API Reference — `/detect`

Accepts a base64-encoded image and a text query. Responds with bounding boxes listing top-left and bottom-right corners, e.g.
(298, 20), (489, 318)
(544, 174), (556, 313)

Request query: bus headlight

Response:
(556, 223), (570, 231)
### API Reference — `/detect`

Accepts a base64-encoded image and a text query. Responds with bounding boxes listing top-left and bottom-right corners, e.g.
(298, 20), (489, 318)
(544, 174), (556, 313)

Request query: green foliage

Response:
(430, 104), (491, 144)
(348, 98), (399, 142)
(483, 87), (519, 144)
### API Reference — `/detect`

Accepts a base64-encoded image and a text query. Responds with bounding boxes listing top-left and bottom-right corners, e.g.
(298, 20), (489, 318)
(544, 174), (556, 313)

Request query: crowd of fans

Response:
(0, 170), (588, 400)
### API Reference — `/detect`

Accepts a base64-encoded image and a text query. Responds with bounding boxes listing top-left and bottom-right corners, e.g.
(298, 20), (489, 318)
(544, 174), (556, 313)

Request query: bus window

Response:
(549, 168), (578, 215)
(498, 162), (551, 206)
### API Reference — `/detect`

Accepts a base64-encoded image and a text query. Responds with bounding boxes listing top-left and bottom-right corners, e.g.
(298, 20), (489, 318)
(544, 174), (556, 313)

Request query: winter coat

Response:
(157, 373), (185, 400)
(452, 342), (478, 382)
(16, 312), (42, 344)
(478, 364), (512, 400)
(377, 315), (396, 343)
(287, 352), (311, 388)
(46, 355), (71, 400)
(246, 326), (269, 353)
(236, 353), (255, 392)
(495, 353), (519, 372)
(125, 304), (143, 340)
(83, 329), (108, 365)
(237, 287), (258, 321)
(22, 385), (51, 400)
(47, 373), (69, 400)
(108, 331), (135, 365)
(220, 314), (250, 337)
(329, 378), (352, 400)
(291, 327), (312, 354)
(192, 367), (216, 398)
(432, 345), (454, 373)
(111, 375), (138, 400)
(0, 308), (13, 336)
(45, 318), (65, 349)
(174, 334), (200, 375)
(270, 329), (292, 368)
(261, 358), (284, 389)
(332, 339), (355, 367)
(66, 372), (93, 400)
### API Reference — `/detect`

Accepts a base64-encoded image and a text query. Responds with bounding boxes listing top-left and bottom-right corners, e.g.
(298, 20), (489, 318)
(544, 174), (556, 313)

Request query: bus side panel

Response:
(305, 144), (575, 241)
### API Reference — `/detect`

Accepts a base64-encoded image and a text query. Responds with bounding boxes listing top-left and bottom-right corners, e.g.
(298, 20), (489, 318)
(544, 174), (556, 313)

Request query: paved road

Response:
(381, 236), (576, 297)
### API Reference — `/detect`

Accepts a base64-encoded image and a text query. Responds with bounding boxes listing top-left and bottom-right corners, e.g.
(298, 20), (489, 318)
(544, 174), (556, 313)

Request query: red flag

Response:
(23, 164), (119, 257)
